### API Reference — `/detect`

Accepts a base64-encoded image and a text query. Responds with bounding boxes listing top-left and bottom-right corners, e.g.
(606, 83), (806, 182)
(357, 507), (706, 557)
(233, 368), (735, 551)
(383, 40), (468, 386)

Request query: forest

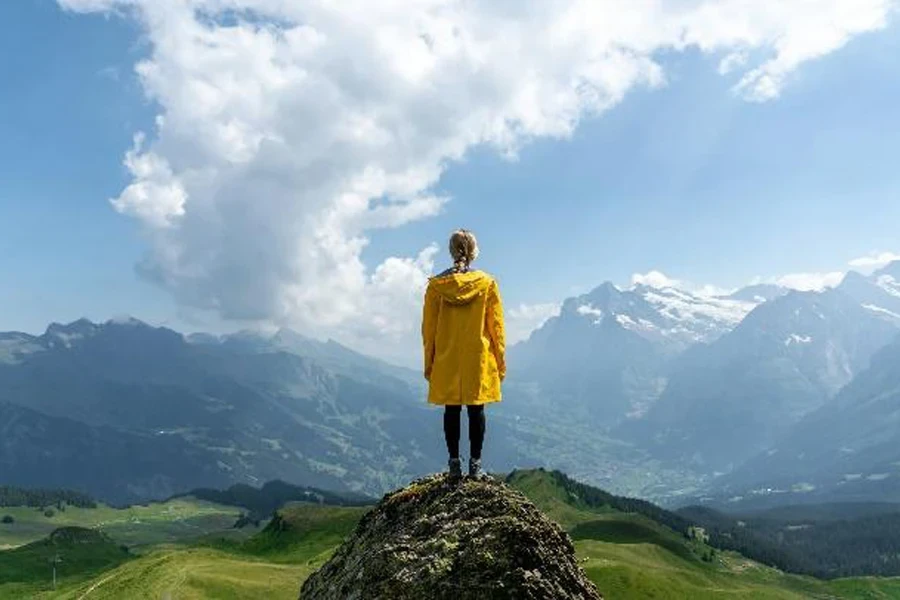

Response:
(0, 486), (97, 509)
(679, 504), (900, 578)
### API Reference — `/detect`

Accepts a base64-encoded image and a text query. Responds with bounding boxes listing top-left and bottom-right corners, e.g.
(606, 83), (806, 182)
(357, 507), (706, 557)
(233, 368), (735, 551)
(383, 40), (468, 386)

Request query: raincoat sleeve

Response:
(422, 283), (440, 381)
(487, 280), (506, 381)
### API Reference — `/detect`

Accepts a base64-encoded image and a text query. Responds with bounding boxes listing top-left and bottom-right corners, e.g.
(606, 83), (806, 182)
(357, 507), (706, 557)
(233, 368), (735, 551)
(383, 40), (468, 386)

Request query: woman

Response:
(422, 229), (506, 479)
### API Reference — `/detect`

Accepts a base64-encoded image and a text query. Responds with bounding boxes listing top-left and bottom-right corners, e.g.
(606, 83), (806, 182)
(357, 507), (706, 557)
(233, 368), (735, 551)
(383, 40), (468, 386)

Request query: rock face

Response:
(300, 474), (602, 600)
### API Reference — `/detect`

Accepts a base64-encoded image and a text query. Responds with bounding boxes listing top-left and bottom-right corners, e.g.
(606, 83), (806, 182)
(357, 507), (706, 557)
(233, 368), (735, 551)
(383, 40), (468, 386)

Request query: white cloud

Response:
(693, 284), (736, 298)
(729, 1), (896, 101)
(56, 0), (897, 360)
(775, 271), (845, 291)
(632, 270), (735, 297)
(849, 251), (900, 271)
(631, 270), (681, 289)
(508, 302), (562, 345)
(112, 133), (187, 227)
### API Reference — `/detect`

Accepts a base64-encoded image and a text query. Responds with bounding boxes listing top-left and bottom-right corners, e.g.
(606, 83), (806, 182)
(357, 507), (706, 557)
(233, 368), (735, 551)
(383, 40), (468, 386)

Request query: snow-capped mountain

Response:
(521, 281), (769, 355)
(838, 261), (900, 324)
(726, 283), (790, 304)
(509, 280), (776, 424)
(637, 287), (900, 472)
(629, 283), (762, 351)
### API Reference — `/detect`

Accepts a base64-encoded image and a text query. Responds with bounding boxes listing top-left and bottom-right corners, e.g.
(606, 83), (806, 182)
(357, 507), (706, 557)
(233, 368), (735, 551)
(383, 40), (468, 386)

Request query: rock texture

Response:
(300, 473), (602, 599)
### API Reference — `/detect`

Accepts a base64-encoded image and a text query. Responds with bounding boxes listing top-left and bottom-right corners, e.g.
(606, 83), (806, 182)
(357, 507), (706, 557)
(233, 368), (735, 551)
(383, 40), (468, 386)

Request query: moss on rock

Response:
(300, 473), (602, 599)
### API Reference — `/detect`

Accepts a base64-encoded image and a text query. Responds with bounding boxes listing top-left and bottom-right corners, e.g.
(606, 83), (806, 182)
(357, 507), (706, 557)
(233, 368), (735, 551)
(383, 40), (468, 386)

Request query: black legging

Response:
(444, 405), (485, 460)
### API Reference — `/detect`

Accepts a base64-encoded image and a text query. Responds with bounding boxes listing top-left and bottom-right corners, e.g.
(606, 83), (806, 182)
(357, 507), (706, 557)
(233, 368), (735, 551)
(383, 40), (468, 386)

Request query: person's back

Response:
(424, 268), (504, 406)
(422, 229), (505, 479)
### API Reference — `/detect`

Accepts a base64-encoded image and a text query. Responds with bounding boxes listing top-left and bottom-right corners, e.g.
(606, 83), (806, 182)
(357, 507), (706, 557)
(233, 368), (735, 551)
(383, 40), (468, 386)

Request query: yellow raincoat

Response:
(422, 270), (506, 406)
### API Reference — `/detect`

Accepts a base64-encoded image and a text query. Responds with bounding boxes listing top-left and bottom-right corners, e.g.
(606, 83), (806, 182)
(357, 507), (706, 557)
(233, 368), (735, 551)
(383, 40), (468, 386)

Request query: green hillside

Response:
(508, 469), (900, 599)
(231, 503), (369, 562)
(6, 470), (900, 599)
(0, 527), (130, 599)
(6, 503), (369, 600)
(0, 497), (242, 551)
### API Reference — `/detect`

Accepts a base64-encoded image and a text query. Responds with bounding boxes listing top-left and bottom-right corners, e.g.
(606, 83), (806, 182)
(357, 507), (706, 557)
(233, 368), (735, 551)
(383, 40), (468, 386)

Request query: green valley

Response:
(5, 470), (900, 599)
(0, 497), (243, 552)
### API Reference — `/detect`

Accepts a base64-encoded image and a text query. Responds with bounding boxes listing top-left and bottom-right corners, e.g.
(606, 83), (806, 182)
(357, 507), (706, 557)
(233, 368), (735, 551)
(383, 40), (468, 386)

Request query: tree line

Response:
(184, 479), (374, 521)
(0, 486), (97, 509)
(515, 469), (695, 536)
(522, 469), (900, 579)
(679, 504), (900, 578)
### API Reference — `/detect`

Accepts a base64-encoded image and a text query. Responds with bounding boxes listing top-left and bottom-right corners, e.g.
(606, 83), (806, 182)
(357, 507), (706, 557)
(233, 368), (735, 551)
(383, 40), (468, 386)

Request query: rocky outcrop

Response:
(300, 473), (602, 599)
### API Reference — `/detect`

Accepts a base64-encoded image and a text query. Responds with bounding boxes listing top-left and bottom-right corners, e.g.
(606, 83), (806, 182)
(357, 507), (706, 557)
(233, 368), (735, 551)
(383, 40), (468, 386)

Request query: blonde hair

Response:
(449, 229), (479, 273)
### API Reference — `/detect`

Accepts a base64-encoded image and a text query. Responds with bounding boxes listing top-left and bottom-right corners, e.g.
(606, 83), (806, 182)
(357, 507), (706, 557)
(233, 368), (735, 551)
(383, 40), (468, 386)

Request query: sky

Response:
(2, 0), (900, 365)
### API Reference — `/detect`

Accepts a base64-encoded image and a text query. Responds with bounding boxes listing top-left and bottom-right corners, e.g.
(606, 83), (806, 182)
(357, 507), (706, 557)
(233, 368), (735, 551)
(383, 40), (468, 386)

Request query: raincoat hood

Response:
(429, 270), (494, 305)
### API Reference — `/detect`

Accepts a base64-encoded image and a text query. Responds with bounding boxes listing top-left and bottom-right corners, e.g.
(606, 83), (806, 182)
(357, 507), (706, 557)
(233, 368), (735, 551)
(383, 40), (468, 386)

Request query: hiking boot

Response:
(468, 458), (485, 479)
(448, 458), (462, 480)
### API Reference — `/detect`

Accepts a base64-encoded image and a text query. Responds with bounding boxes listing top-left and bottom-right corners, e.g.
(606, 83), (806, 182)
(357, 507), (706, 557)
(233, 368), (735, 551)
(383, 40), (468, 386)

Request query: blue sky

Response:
(2, 1), (900, 360)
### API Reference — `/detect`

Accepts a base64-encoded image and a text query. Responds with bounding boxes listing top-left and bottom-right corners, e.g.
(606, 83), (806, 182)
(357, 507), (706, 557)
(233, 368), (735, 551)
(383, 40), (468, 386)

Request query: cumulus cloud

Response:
(849, 251), (900, 271)
(631, 270), (681, 290)
(508, 302), (562, 345)
(775, 271), (845, 291)
(57, 0), (897, 360)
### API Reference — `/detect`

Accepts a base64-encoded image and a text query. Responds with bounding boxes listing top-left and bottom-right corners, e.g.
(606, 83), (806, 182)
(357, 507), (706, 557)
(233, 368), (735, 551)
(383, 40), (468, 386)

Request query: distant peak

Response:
(586, 281), (622, 298)
(229, 328), (273, 340)
(45, 318), (97, 336)
(727, 284), (787, 303)
(105, 315), (147, 327)
(840, 270), (869, 284)
(875, 259), (900, 279)
(273, 327), (309, 341)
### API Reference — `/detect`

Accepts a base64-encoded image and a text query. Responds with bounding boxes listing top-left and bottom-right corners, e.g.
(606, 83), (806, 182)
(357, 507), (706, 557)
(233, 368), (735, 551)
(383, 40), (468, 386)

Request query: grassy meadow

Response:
(5, 471), (900, 599)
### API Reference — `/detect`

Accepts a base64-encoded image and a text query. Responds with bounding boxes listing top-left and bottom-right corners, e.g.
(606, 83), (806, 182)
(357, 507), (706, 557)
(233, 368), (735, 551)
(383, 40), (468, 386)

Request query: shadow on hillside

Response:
(570, 519), (694, 562)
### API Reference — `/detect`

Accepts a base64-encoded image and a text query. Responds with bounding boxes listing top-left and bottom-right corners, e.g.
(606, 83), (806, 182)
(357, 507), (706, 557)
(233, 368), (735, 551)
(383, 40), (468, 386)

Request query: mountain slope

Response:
(0, 319), (447, 502)
(0, 402), (229, 503)
(838, 261), (900, 325)
(679, 502), (900, 579)
(635, 289), (898, 472)
(718, 333), (900, 502)
(0, 527), (129, 595)
(510, 282), (760, 425)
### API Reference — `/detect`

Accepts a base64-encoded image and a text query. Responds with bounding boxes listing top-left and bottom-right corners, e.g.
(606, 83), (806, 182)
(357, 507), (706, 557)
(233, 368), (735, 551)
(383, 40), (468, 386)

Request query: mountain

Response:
(510, 281), (761, 424)
(726, 283), (790, 304)
(0, 402), (228, 503)
(190, 327), (421, 387)
(2, 266), (896, 507)
(837, 261), (900, 324)
(716, 333), (900, 503)
(0, 316), (674, 506)
(634, 288), (899, 472)
(0, 318), (454, 503)
(542, 282), (760, 352)
(509, 273), (900, 482)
